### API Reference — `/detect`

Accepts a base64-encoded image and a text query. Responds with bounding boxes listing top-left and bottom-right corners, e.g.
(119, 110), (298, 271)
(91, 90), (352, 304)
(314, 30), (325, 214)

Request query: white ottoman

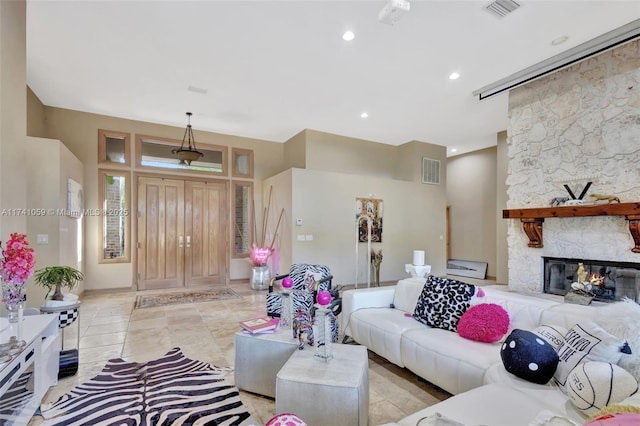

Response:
(276, 344), (369, 426)
(234, 328), (299, 398)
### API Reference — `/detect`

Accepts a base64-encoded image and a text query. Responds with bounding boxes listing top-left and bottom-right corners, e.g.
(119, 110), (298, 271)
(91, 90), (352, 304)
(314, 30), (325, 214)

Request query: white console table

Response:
(0, 314), (60, 424)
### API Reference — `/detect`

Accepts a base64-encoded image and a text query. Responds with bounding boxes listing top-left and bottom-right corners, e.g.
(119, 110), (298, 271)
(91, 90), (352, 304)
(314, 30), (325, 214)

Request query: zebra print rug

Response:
(40, 348), (255, 425)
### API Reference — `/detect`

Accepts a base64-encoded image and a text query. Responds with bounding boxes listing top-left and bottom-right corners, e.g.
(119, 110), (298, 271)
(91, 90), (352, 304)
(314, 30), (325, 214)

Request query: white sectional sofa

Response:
(341, 277), (635, 425)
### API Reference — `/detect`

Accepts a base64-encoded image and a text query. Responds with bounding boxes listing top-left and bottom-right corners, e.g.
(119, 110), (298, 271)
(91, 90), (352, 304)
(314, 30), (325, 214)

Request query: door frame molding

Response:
(133, 171), (229, 290)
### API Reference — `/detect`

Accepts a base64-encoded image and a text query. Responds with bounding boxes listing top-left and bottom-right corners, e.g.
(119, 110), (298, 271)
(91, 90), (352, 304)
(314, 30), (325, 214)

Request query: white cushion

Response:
(484, 362), (564, 393)
(482, 287), (560, 331)
(348, 307), (424, 367)
(341, 286), (396, 335)
(554, 321), (627, 388)
(539, 303), (601, 330)
(392, 277), (426, 313)
(396, 384), (553, 426)
(400, 327), (502, 395)
(396, 383), (587, 426)
(534, 325), (568, 351)
(596, 298), (640, 383)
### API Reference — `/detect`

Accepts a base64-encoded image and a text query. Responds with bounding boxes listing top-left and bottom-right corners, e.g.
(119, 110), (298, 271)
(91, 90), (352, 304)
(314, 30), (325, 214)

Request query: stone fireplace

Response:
(543, 256), (640, 303)
(505, 40), (640, 294)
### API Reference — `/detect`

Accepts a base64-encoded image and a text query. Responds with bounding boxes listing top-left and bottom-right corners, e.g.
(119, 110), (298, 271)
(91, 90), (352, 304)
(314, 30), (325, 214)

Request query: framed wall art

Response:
(355, 197), (383, 243)
(67, 178), (83, 218)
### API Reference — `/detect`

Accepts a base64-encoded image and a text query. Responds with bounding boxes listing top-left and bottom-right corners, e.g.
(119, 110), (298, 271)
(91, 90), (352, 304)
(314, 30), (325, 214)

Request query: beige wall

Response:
(446, 146), (498, 278)
(25, 137), (84, 306)
(29, 103), (450, 290)
(262, 169), (293, 277)
(27, 87), (47, 138)
(39, 107), (285, 290)
(288, 168), (448, 285)
(395, 140), (447, 184)
(496, 131), (508, 284)
(0, 0), (28, 236)
(283, 130), (306, 170)
(304, 129), (398, 178)
(0, 0), (28, 316)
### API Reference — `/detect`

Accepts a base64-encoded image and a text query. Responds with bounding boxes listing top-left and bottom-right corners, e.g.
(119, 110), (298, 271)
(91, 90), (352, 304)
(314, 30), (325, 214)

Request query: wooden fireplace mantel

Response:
(502, 202), (640, 253)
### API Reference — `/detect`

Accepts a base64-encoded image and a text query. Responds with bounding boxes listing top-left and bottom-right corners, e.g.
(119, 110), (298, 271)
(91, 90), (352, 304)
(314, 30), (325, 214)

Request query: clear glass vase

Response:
(250, 265), (270, 291)
(2, 281), (26, 323)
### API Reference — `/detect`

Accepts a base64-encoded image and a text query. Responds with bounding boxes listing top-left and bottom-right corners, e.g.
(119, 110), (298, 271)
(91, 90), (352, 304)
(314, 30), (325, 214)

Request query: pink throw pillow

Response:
(457, 303), (509, 343)
(266, 413), (307, 426)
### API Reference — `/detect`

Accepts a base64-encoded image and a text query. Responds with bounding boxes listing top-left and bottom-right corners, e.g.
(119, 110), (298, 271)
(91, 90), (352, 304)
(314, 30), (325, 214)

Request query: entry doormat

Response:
(40, 347), (254, 425)
(134, 288), (242, 309)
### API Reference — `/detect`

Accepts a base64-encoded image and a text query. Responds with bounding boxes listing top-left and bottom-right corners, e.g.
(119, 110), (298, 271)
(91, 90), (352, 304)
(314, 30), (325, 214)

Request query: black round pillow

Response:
(500, 329), (559, 384)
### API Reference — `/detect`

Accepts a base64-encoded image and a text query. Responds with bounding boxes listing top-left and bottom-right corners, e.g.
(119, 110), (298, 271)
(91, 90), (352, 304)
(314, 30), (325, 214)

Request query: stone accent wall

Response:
(506, 40), (640, 292)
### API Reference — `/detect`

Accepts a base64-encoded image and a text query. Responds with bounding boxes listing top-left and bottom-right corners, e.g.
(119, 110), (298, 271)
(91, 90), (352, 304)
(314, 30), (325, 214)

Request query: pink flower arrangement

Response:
(1, 233), (35, 306)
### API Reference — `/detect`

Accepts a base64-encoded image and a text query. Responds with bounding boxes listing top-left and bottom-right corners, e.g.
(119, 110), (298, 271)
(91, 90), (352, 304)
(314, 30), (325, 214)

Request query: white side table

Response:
(40, 301), (80, 378)
(276, 344), (369, 426)
(234, 328), (299, 398)
(405, 264), (431, 278)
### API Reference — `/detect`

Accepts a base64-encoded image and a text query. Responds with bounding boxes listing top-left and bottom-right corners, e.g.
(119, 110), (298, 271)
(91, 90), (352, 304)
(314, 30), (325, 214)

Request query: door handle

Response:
(179, 236), (184, 248)
(186, 236), (191, 248)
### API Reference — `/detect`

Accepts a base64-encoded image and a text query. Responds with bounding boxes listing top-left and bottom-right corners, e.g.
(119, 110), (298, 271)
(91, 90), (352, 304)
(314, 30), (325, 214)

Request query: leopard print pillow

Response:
(412, 276), (476, 332)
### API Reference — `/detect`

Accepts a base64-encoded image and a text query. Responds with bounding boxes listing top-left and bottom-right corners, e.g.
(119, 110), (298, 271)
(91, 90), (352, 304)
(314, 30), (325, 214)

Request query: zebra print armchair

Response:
(266, 264), (341, 342)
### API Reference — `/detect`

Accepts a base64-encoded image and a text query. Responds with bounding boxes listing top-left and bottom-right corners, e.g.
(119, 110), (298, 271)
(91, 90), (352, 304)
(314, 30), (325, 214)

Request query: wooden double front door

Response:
(137, 176), (227, 290)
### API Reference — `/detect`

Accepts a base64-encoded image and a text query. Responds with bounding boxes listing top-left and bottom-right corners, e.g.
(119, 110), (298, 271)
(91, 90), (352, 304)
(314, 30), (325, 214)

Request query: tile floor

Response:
(29, 281), (452, 425)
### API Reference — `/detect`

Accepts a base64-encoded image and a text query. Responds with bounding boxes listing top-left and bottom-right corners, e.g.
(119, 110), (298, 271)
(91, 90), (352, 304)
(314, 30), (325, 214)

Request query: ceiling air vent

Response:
(484, 0), (521, 18)
(422, 157), (440, 185)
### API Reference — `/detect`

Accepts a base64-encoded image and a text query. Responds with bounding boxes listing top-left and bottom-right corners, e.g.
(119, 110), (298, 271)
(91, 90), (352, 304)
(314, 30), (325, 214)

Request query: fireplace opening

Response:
(543, 257), (640, 303)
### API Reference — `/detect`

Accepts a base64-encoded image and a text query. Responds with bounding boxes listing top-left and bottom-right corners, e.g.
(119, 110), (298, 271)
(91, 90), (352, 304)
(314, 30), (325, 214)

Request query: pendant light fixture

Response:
(172, 112), (203, 165)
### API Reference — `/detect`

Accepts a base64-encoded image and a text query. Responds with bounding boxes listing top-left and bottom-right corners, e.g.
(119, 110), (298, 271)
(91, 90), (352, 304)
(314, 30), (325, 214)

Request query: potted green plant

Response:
(34, 266), (84, 301)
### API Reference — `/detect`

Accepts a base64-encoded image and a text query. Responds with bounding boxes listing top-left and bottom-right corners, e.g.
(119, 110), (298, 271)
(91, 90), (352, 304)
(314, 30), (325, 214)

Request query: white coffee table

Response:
(275, 344), (369, 426)
(234, 328), (299, 398)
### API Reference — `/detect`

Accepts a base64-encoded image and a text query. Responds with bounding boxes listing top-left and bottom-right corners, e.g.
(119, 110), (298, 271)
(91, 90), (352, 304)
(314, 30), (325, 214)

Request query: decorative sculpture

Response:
(576, 263), (588, 283)
(292, 310), (314, 350)
(370, 249), (383, 287)
(550, 197), (570, 207)
(589, 194), (621, 204)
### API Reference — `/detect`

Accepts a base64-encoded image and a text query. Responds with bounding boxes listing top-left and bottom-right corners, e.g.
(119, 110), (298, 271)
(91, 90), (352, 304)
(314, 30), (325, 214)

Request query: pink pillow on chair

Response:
(457, 303), (509, 343)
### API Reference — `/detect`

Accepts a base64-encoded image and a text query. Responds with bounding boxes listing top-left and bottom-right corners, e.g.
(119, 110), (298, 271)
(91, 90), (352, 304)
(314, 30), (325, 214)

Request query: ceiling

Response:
(26, 1), (640, 157)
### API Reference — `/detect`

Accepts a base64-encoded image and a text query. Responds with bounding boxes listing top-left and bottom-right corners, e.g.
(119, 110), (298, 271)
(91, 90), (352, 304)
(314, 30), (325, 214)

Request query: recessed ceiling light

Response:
(551, 35), (568, 46)
(451, 148), (458, 153)
(449, 72), (460, 80)
(360, 112), (369, 118)
(343, 31), (355, 41)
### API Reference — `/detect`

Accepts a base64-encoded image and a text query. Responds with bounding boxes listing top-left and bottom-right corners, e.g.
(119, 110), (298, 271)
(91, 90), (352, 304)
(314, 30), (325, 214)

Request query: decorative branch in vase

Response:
(249, 186), (286, 290)
(370, 249), (383, 287)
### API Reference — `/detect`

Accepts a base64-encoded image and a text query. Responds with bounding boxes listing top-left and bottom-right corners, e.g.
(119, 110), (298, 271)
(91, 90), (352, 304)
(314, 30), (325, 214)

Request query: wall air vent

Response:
(422, 157), (440, 185)
(484, 0), (521, 18)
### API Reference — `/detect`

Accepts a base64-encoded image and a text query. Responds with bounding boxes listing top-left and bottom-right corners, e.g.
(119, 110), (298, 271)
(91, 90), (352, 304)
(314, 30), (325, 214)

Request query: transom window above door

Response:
(136, 135), (228, 175)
